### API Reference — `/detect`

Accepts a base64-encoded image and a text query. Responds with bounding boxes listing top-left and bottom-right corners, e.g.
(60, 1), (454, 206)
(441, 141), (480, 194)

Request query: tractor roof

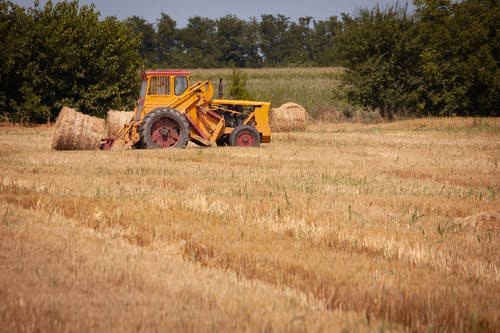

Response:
(142, 70), (190, 78)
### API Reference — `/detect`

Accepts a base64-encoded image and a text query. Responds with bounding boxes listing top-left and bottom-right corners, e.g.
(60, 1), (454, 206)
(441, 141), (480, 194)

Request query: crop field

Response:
(0, 118), (499, 332)
(190, 67), (345, 119)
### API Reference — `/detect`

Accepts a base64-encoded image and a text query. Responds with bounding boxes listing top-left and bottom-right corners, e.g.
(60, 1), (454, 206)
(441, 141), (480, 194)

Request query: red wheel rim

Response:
(236, 131), (255, 146)
(150, 117), (181, 148)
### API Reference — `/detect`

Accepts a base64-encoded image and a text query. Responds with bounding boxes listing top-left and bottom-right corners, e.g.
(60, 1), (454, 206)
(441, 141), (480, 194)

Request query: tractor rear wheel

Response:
(229, 125), (261, 147)
(139, 108), (189, 149)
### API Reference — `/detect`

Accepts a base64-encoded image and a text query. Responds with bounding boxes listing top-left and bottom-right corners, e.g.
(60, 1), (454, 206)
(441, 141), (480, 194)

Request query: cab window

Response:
(174, 76), (188, 95)
(148, 76), (170, 95)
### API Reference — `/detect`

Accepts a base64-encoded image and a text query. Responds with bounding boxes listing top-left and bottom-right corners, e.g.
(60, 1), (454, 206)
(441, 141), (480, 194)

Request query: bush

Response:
(334, 0), (499, 118)
(414, 0), (499, 116)
(334, 4), (420, 119)
(0, 0), (141, 123)
(227, 69), (252, 100)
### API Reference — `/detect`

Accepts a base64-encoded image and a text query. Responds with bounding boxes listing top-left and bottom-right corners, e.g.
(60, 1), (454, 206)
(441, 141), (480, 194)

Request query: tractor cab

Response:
(135, 70), (190, 121)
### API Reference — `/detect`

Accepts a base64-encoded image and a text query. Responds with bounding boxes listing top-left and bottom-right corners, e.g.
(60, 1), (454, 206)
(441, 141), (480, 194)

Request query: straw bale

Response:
(106, 110), (133, 136)
(269, 102), (308, 132)
(51, 106), (107, 150)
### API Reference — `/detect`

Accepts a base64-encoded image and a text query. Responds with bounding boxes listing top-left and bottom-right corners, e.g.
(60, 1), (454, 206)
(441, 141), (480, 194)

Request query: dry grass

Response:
(1, 117), (499, 332)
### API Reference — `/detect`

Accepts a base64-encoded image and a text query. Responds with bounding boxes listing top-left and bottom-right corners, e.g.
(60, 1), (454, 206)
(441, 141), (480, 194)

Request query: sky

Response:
(12, 0), (414, 26)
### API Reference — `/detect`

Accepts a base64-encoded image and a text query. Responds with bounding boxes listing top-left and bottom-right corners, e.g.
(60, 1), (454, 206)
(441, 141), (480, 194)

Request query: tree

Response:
(228, 69), (252, 100)
(124, 15), (158, 66)
(73, 15), (142, 117)
(334, 0), (498, 118)
(287, 16), (314, 65)
(0, 1), (33, 121)
(215, 15), (262, 67)
(259, 14), (292, 66)
(0, 0), (141, 122)
(176, 16), (218, 68)
(334, 4), (421, 119)
(156, 13), (178, 67)
(414, 0), (499, 116)
(311, 16), (343, 66)
(242, 18), (263, 67)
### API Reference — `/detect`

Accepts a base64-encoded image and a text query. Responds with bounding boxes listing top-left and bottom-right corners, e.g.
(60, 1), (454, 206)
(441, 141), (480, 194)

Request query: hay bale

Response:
(106, 110), (133, 136)
(51, 106), (107, 150)
(269, 102), (308, 132)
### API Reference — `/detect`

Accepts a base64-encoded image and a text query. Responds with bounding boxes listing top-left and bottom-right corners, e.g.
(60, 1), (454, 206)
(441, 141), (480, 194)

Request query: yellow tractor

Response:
(100, 70), (271, 150)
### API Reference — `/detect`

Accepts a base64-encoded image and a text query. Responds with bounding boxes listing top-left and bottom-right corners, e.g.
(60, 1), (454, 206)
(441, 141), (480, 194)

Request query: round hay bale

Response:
(51, 106), (107, 150)
(106, 110), (133, 136)
(269, 102), (308, 132)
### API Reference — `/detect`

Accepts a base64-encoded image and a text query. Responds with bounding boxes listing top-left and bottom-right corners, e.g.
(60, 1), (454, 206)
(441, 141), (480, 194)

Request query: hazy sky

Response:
(12, 0), (414, 26)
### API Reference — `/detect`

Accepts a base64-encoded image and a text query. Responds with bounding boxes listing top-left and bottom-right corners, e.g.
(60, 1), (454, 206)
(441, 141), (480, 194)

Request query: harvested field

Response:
(0, 117), (499, 332)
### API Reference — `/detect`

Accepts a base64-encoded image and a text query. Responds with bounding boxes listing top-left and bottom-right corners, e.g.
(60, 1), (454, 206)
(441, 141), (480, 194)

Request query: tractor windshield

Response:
(174, 76), (188, 95)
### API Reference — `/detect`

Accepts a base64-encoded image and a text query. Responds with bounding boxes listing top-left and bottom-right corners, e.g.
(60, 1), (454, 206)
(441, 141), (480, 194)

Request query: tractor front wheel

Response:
(229, 125), (261, 147)
(139, 108), (189, 149)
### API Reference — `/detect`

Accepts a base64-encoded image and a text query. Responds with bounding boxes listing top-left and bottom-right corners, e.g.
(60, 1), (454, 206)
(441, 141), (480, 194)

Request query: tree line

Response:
(126, 13), (341, 68)
(0, 0), (498, 123)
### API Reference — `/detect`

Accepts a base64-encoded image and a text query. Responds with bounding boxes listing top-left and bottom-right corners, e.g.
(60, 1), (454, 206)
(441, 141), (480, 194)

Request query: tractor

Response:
(100, 70), (271, 150)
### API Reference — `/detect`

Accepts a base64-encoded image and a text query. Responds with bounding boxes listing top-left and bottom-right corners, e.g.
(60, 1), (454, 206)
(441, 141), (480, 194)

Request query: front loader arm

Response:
(168, 80), (214, 111)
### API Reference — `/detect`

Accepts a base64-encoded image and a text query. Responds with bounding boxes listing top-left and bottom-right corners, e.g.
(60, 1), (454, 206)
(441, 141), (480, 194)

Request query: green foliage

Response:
(335, 4), (420, 119)
(127, 13), (343, 69)
(334, 0), (499, 118)
(120, 4), (499, 118)
(414, 0), (499, 116)
(124, 15), (158, 66)
(177, 16), (219, 68)
(0, 0), (32, 121)
(156, 13), (179, 67)
(0, 0), (141, 123)
(311, 17), (343, 66)
(259, 14), (292, 66)
(228, 69), (252, 100)
(215, 15), (261, 68)
(287, 17), (315, 65)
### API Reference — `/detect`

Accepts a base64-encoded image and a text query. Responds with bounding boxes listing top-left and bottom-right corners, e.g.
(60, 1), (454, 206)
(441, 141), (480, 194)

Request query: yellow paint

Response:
(109, 70), (271, 149)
